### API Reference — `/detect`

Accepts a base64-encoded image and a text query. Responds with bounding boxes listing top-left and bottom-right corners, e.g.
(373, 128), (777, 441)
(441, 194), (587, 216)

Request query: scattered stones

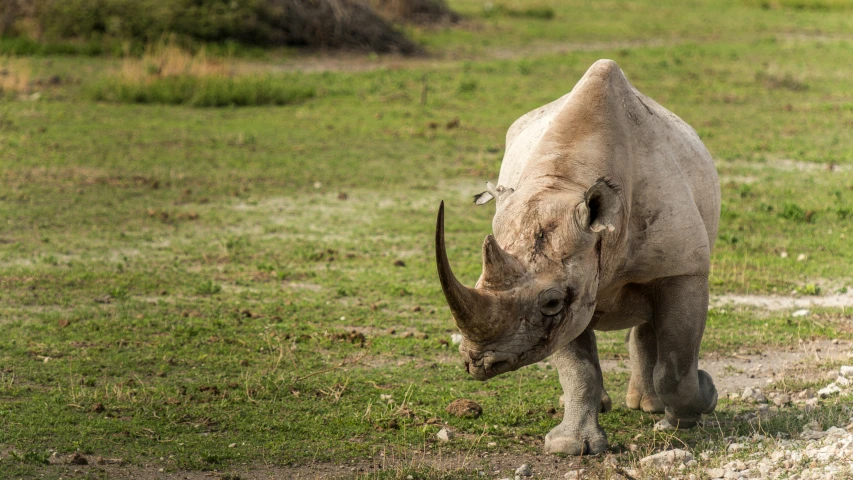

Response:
(515, 463), (532, 477)
(639, 448), (693, 469)
(436, 427), (454, 442)
(446, 399), (483, 418)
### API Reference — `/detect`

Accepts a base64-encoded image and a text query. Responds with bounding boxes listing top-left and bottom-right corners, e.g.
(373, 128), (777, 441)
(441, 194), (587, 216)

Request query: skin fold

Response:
(435, 59), (720, 455)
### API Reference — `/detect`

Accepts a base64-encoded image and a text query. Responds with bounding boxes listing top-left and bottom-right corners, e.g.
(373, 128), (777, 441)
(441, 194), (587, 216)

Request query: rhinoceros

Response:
(435, 59), (720, 455)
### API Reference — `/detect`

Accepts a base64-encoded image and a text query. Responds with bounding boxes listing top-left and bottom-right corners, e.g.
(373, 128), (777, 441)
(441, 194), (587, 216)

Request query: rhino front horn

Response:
(435, 201), (496, 339)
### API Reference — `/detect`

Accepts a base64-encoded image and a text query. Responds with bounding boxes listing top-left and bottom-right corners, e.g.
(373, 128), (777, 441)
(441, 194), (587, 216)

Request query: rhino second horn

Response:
(482, 235), (525, 288)
(435, 202), (496, 339)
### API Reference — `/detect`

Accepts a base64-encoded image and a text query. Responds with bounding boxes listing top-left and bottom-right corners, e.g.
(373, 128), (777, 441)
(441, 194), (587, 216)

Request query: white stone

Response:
(564, 469), (585, 479)
(639, 448), (693, 468)
(727, 443), (745, 453)
(836, 375), (851, 386)
(436, 428), (454, 441)
(839, 366), (853, 378)
(792, 309), (810, 317)
(450, 333), (463, 345)
(819, 383), (841, 398)
(515, 464), (531, 477)
(706, 468), (725, 479)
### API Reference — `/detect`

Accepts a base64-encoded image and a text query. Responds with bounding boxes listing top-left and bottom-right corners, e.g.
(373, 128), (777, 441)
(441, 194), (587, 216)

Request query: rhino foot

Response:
(544, 423), (607, 455)
(625, 389), (665, 413)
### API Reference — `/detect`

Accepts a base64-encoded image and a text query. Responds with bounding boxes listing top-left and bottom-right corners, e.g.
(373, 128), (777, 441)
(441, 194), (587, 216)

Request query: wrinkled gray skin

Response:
(435, 59), (720, 455)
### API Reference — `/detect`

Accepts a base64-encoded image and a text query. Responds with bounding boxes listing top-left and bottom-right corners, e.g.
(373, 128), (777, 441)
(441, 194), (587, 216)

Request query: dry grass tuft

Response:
(0, 56), (31, 94)
(117, 42), (239, 83)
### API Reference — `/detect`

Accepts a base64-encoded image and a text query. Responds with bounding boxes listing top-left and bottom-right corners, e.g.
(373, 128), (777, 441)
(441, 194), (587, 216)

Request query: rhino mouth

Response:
(465, 350), (520, 380)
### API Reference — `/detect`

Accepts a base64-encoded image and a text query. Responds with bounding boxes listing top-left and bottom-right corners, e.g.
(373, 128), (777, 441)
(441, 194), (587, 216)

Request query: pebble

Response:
(839, 366), (853, 378)
(436, 428), (454, 442)
(792, 309), (810, 317)
(450, 333), (463, 345)
(564, 469), (585, 479)
(773, 393), (791, 407)
(515, 463), (532, 476)
(639, 448), (692, 468)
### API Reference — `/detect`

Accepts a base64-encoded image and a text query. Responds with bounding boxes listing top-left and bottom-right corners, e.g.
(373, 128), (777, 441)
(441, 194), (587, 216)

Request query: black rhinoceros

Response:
(435, 59), (720, 455)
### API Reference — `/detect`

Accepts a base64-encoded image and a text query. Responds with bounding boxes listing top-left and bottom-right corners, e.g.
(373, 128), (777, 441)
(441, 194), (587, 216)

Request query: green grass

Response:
(88, 75), (316, 107)
(3, 0), (853, 477)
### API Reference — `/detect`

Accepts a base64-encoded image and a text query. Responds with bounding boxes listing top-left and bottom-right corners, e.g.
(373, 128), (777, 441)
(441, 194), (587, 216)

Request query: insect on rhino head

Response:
(435, 179), (622, 380)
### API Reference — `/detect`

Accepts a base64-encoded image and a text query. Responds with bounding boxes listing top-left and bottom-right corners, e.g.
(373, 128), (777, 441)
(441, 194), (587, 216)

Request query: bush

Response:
(1, 0), (423, 54)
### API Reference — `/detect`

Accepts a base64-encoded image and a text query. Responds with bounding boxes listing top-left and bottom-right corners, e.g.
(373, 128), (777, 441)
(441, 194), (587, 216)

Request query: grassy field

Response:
(2, 0), (853, 478)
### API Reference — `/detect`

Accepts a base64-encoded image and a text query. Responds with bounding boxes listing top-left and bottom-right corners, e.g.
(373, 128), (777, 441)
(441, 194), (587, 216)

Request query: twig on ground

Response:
(289, 351), (369, 386)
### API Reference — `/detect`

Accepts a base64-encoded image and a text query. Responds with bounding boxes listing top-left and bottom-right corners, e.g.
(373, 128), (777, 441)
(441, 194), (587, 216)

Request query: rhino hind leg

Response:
(650, 275), (718, 429)
(545, 328), (608, 455)
(626, 324), (665, 413)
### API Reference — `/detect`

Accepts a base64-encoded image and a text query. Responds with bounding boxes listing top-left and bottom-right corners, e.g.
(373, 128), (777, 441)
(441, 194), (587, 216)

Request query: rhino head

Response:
(436, 179), (621, 380)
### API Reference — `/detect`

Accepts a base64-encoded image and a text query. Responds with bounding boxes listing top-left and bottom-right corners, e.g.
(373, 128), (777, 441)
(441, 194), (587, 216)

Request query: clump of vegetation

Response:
(482, 3), (556, 20)
(370, 0), (459, 24)
(0, 0), (424, 54)
(742, 0), (853, 10)
(0, 57), (31, 95)
(88, 44), (315, 106)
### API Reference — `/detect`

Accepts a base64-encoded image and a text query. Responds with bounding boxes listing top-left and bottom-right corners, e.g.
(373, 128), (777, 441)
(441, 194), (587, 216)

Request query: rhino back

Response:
(496, 59), (720, 284)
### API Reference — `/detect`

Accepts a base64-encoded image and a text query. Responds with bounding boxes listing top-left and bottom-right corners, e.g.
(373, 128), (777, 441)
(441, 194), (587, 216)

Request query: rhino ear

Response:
(473, 182), (514, 206)
(584, 178), (621, 233)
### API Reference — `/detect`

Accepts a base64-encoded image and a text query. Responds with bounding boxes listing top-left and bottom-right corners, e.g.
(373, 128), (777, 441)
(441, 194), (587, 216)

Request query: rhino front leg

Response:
(651, 275), (718, 428)
(626, 324), (665, 413)
(545, 327), (608, 455)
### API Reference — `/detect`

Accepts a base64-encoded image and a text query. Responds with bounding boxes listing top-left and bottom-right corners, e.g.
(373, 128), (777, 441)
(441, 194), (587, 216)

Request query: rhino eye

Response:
(539, 289), (564, 316)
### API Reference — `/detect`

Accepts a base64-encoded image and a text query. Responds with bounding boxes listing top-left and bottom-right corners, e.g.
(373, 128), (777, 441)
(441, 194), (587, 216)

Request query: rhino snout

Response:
(464, 350), (518, 380)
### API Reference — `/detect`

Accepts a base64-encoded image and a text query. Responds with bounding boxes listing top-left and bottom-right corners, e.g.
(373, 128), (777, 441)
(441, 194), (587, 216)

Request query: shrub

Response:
(1, 0), (423, 54)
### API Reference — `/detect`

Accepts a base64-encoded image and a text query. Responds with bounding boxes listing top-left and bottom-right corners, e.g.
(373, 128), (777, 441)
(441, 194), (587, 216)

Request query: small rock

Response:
(515, 463), (532, 477)
(564, 469), (585, 479)
(436, 428), (454, 442)
(773, 393), (791, 407)
(706, 468), (725, 479)
(836, 375), (851, 386)
(796, 253), (807, 262)
(792, 309), (809, 317)
(818, 383), (841, 398)
(450, 333), (463, 345)
(639, 448), (693, 468)
(727, 442), (745, 453)
(839, 365), (853, 378)
(446, 399), (483, 418)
